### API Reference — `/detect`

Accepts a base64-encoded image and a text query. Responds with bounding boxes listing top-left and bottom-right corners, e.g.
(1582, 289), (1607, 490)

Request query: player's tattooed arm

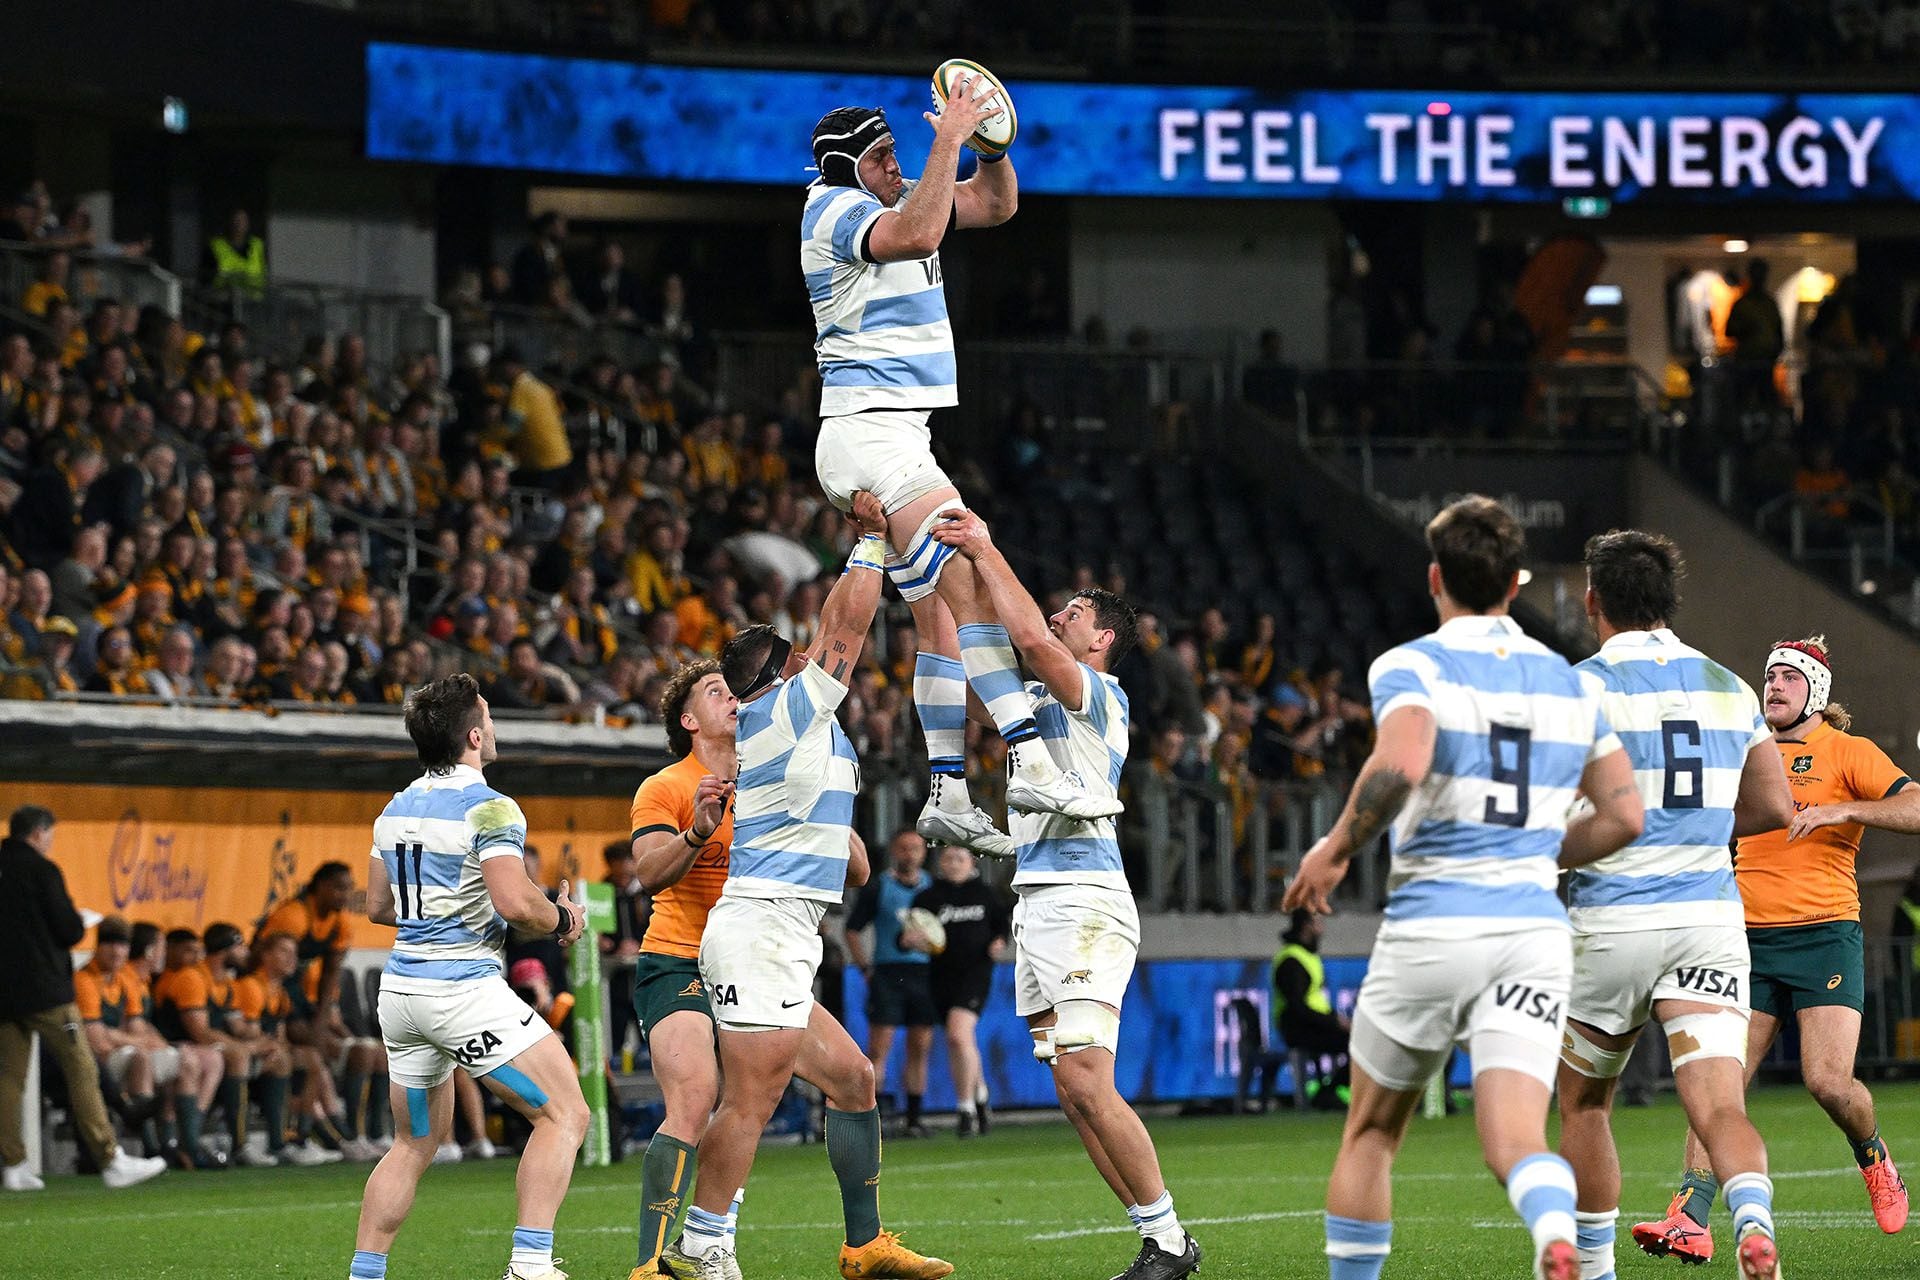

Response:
(1342, 766), (1413, 853)
(1560, 746), (1646, 868)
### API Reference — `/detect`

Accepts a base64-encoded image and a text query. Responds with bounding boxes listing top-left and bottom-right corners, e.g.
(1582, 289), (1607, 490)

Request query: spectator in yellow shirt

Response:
(673, 573), (742, 657)
(21, 250), (69, 317)
(498, 347), (573, 488)
(626, 521), (691, 616)
(681, 413), (739, 491)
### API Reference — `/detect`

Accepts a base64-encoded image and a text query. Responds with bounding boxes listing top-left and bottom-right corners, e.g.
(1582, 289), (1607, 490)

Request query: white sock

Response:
(1723, 1171), (1776, 1243)
(1135, 1190), (1186, 1254)
(957, 623), (1053, 779)
(958, 1099), (976, 1117)
(682, 1206), (730, 1257)
(1575, 1209), (1617, 1280)
(509, 1226), (553, 1274)
(1507, 1154), (1578, 1254)
(726, 1186), (744, 1238)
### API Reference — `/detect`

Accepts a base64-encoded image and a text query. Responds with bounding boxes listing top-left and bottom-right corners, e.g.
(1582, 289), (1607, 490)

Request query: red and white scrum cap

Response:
(1765, 640), (1831, 718)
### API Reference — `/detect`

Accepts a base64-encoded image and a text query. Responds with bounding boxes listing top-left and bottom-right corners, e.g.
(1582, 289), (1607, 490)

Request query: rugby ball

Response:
(931, 58), (1017, 158)
(902, 906), (948, 955)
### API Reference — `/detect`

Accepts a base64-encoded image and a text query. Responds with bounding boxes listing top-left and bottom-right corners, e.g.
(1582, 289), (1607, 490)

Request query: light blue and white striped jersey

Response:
(369, 764), (522, 992)
(727, 660), (860, 904)
(1369, 615), (1621, 941)
(801, 179), (957, 416)
(1567, 629), (1769, 933)
(1011, 664), (1130, 892)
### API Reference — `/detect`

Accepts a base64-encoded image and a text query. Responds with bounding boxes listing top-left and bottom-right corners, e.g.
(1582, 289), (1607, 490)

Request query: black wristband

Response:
(685, 825), (710, 848)
(551, 900), (571, 939)
(978, 151), (1008, 164)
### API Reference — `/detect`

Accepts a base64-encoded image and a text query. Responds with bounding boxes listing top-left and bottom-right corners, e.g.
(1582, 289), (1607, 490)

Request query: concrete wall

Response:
(1628, 456), (1920, 921)
(268, 163), (435, 296)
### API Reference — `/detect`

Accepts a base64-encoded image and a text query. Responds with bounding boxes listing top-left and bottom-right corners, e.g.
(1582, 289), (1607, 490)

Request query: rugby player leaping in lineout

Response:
(802, 77), (1123, 858)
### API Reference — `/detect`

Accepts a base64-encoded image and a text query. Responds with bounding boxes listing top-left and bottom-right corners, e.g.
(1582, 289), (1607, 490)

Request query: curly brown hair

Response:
(660, 659), (724, 758)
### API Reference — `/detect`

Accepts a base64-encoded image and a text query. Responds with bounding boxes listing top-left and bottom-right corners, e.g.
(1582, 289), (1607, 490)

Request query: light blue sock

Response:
(1125, 1203), (1144, 1229)
(683, 1206), (731, 1258)
(1508, 1153), (1579, 1253)
(957, 623), (1041, 748)
(1575, 1209), (1617, 1280)
(1325, 1214), (1391, 1279)
(914, 652), (970, 800)
(509, 1226), (553, 1275)
(349, 1250), (388, 1279)
(1724, 1172), (1776, 1243)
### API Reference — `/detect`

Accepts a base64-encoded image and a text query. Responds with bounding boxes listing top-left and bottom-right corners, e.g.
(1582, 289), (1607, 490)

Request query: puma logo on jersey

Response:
(1064, 969), (1093, 984)
(1493, 982), (1563, 1026)
(1673, 967), (1740, 999)
(677, 980), (703, 999)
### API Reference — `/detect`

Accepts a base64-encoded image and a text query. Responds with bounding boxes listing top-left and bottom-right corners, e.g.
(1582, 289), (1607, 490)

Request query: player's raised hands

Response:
(1281, 836), (1348, 916)
(848, 489), (888, 537)
(925, 73), (995, 144)
(1787, 801), (1852, 840)
(930, 507), (992, 557)
(693, 773), (734, 840)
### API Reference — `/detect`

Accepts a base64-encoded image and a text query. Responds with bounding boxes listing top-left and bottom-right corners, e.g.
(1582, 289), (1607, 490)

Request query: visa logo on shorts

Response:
(451, 1029), (504, 1067)
(1674, 967), (1740, 999)
(1493, 983), (1563, 1026)
(712, 984), (739, 1007)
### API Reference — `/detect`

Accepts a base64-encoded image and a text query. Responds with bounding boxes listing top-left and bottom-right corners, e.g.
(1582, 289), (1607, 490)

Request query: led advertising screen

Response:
(368, 42), (1920, 204)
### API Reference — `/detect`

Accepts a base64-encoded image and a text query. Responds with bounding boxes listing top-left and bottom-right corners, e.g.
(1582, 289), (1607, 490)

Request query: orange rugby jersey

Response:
(629, 753), (733, 959)
(1734, 719), (1911, 928)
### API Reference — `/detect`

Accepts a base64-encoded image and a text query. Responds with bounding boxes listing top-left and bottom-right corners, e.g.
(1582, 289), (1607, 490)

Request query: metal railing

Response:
(1128, 772), (1361, 915)
(1283, 358), (1660, 447)
(199, 282), (451, 376)
(0, 240), (181, 320)
(711, 330), (1231, 452)
(485, 305), (661, 376)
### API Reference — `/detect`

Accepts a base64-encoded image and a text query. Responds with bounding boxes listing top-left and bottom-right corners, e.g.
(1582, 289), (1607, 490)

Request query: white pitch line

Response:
(1032, 1210), (1325, 1241)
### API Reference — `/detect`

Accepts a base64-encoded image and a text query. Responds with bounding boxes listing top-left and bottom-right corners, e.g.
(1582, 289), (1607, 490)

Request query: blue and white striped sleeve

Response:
(828, 192), (888, 264)
(1368, 646), (1434, 722)
(466, 793), (529, 862)
(784, 659), (850, 731)
(1579, 671), (1624, 764)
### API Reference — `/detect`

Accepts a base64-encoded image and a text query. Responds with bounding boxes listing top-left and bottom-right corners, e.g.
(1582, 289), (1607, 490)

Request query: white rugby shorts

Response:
(104, 1043), (180, 1088)
(377, 977), (551, 1088)
(1011, 885), (1141, 1018)
(1350, 927), (1572, 1091)
(698, 894), (827, 1031)
(1569, 923), (1750, 1036)
(815, 409), (954, 514)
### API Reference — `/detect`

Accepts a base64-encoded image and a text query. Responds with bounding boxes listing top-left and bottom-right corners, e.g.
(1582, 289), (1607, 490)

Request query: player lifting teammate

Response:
(665, 495), (950, 1280)
(346, 675), (591, 1280)
(804, 78), (1121, 860)
(1555, 531), (1791, 1280)
(1284, 496), (1645, 1280)
(932, 509), (1200, 1280)
(1637, 635), (1911, 1255)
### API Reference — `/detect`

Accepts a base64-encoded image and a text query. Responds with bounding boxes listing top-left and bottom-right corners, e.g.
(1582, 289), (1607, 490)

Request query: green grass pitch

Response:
(8, 1083), (1917, 1277)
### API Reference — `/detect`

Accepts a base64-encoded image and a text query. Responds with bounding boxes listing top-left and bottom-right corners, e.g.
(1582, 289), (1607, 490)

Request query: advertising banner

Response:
(0, 780), (631, 949)
(368, 43), (1920, 205)
(1364, 447), (1632, 563)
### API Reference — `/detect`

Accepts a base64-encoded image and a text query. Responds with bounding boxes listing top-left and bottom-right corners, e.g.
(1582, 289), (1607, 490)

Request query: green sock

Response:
(825, 1105), (883, 1249)
(262, 1076), (290, 1153)
(177, 1096), (204, 1152)
(637, 1134), (698, 1265)
(367, 1074), (389, 1140)
(217, 1078), (245, 1147)
(1679, 1166), (1719, 1228)
(1850, 1128), (1889, 1169)
(344, 1066), (369, 1139)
